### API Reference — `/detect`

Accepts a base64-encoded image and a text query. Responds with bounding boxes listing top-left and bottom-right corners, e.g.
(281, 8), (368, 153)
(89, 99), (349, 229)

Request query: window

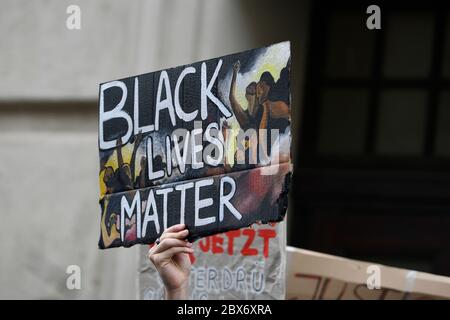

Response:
(300, 1), (450, 169)
(292, 0), (450, 277)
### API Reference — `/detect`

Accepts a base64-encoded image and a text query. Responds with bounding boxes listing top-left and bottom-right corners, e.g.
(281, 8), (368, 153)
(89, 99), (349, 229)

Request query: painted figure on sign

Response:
(102, 132), (143, 194)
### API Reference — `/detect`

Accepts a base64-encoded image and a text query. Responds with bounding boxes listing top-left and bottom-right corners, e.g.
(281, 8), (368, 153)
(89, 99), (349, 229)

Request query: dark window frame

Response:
(298, 0), (450, 172)
(289, 1), (450, 276)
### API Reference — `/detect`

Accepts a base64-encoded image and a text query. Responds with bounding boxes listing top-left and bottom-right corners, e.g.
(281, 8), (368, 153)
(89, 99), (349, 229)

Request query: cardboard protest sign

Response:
(98, 42), (292, 249)
(139, 222), (286, 299)
(286, 247), (450, 300)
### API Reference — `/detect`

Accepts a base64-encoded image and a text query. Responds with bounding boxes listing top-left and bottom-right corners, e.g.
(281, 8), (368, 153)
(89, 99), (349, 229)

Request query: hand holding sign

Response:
(148, 224), (193, 299)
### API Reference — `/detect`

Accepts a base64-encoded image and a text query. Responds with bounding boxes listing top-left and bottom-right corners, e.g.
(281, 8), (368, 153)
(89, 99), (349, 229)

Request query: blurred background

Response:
(0, 0), (449, 299)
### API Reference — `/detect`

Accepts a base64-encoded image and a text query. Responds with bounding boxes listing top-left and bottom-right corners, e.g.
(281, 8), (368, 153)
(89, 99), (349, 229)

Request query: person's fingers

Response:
(152, 238), (192, 254)
(160, 229), (189, 241)
(148, 245), (193, 265)
(155, 246), (194, 263)
(163, 224), (186, 234)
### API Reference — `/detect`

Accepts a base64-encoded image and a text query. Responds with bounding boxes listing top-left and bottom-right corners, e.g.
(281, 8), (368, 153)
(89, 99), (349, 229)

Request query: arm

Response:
(229, 61), (249, 127)
(138, 156), (147, 189)
(258, 103), (270, 163)
(259, 103), (269, 130)
(130, 131), (143, 182)
(148, 224), (193, 300)
(116, 138), (124, 168)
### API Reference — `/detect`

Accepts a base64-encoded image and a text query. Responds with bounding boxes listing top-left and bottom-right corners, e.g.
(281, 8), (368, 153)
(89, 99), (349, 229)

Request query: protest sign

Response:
(286, 247), (450, 300)
(98, 42), (292, 249)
